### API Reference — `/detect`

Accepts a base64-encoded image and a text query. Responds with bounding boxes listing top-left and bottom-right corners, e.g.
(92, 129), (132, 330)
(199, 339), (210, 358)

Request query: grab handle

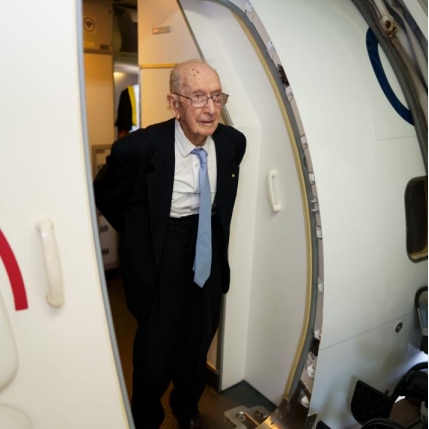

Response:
(267, 169), (281, 212)
(36, 218), (64, 308)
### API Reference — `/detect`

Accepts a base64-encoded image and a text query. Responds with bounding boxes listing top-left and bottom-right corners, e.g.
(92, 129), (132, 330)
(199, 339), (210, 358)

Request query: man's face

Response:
(169, 63), (223, 146)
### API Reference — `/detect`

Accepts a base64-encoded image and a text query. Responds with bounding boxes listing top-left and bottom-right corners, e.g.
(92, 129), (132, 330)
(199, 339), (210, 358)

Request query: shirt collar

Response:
(175, 119), (213, 156)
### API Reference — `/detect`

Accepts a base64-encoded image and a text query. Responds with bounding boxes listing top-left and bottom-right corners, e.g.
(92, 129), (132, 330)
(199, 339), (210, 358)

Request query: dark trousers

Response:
(131, 215), (223, 429)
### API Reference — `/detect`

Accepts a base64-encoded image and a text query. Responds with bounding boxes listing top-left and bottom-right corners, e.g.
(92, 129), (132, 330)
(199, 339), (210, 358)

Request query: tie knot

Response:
(192, 147), (207, 164)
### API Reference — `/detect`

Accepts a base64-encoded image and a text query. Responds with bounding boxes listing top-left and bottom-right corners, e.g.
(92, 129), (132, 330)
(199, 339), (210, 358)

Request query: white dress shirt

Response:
(170, 119), (217, 218)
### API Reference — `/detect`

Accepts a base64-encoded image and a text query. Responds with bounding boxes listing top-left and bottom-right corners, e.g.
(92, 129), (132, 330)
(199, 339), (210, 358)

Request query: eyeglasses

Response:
(174, 92), (229, 108)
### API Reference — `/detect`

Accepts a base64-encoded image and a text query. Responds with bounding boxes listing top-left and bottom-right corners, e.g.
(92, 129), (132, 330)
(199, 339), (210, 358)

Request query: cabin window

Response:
(405, 176), (428, 261)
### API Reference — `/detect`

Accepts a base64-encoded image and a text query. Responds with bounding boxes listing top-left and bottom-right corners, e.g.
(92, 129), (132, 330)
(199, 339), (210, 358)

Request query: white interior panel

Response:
(248, 0), (426, 347)
(140, 67), (173, 126)
(0, 0), (130, 427)
(138, 0), (199, 65)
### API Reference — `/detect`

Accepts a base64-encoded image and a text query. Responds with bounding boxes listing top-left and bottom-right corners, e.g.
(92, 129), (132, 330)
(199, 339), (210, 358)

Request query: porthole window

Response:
(405, 176), (428, 261)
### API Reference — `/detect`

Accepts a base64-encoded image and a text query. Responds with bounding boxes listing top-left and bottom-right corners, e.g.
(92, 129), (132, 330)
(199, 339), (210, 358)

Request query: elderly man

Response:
(94, 59), (246, 429)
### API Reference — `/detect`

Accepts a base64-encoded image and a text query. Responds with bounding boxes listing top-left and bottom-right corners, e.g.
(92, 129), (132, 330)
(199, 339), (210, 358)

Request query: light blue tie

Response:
(192, 147), (212, 287)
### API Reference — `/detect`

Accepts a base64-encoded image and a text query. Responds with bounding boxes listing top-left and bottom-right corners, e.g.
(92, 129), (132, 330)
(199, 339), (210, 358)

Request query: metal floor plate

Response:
(224, 405), (271, 429)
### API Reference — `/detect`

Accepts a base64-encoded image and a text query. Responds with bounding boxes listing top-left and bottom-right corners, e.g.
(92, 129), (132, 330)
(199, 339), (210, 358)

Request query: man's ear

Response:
(167, 93), (180, 118)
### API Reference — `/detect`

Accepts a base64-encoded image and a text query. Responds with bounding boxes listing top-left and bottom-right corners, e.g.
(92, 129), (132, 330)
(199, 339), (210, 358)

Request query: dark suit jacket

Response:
(94, 118), (246, 318)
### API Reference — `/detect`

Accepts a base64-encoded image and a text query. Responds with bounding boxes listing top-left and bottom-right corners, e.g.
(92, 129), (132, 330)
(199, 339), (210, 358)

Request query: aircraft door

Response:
(0, 0), (132, 427)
